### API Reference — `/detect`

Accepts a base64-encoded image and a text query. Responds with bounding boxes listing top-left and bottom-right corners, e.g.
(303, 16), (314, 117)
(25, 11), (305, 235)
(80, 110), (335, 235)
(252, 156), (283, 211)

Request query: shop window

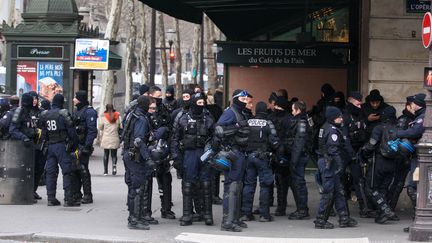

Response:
(271, 7), (349, 43)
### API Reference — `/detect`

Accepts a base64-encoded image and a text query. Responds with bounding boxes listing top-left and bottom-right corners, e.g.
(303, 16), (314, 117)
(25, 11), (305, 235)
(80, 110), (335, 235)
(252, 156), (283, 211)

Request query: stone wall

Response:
(368, 0), (428, 113)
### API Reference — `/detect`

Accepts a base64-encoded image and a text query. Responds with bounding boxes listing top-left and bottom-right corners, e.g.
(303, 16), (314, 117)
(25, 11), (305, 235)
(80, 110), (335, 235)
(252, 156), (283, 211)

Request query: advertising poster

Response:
(37, 62), (64, 101)
(16, 61), (38, 96)
(74, 39), (109, 70)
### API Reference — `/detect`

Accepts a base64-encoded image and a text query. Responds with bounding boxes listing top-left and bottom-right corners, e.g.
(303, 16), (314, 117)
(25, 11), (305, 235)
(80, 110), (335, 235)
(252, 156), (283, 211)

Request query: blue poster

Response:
(37, 62), (64, 101)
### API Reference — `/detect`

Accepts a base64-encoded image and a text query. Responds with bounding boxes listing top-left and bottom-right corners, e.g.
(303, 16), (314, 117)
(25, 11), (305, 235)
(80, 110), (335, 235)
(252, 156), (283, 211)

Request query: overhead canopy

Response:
(138, 0), (349, 40)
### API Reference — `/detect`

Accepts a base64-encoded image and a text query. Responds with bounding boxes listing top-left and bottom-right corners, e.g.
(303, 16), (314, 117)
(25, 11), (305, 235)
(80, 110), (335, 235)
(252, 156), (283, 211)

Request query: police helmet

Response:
(149, 140), (169, 161)
(209, 149), (237, 171)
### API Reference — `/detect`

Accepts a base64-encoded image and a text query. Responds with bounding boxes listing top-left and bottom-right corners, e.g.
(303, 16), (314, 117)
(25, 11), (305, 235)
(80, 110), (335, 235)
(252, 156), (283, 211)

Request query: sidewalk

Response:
(0, 147), (414, 243)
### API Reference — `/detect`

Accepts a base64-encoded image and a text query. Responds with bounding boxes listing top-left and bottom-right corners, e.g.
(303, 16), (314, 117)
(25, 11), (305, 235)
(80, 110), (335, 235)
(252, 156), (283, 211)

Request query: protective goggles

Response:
(232, 90), (249, 99)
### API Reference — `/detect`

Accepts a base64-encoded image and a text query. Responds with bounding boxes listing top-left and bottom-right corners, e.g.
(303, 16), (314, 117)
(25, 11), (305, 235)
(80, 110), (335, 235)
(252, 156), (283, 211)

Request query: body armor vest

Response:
(74, 106), (89, 144)
(43, 110), (68, 144)
(182, 113), (208, 150)
(246, 118), (269, 152)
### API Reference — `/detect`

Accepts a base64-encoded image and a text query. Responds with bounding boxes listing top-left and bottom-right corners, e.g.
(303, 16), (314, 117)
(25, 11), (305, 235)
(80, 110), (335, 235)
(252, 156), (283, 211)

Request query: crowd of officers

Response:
(121, 83), (426, 232)
(0, 82), (425, 232)
(0, 91), (97, 206)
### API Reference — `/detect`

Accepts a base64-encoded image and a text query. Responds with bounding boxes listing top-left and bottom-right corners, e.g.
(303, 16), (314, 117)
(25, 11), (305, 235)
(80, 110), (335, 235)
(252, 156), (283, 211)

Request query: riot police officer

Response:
(171, 92), (214, 226)
(122, 96), (155, 230)
(240, 101), (278, 222)
(9, 93), (38, 203)
(269, 96), (294, 216)
(163, 86), (177, 113)
(28, 91), (46, 200)
(396, 93), (426, 217)
(342, 92), (370, 217)
(315, 106), (357, 229)
(73, 91), (98, 204)
(148, 86), (176, 219)
(387, 96), (415, 211)
(360, 106), (399, 224)
(287, 101), (311, 220)
(40, 94), (79, 206)
(125, 84), (149, 117)
(215, 89), (250, 232)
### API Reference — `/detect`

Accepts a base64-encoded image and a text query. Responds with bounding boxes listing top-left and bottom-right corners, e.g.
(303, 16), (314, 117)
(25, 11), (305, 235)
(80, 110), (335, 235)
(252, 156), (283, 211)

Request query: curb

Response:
(0, 232), (147, 243)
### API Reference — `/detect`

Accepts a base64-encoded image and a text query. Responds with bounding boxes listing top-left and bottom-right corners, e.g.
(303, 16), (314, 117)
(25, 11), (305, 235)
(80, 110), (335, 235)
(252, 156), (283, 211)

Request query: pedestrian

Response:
(98, 104), (122, 176)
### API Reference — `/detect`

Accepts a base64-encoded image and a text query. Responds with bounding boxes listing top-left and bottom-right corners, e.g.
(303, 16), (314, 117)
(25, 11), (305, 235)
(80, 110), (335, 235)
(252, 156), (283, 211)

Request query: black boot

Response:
(288, 208), (310, 220)
(128, 187), (150, 230)
(80, 165), (93, 204)
(314, 214), (334, 229)
(47, 198), (61, 206)
(233, 182), (247, 228)
(112, 156), (117, 176)
(64, 174), (80, 207)
(338, 212), (358, 228)
(407, 186), (417, 210)
(370, 190), (395, 224)
(221, 182), (242, 232)
(180, 181), (193, 226)
(192, 183), (204, 222)
(213, 172), (222, 205)
(202, 181), (214, 226)
(315, 192), (334, 229)
(142, 178), (158, 225)
(103, 151), (109, 175)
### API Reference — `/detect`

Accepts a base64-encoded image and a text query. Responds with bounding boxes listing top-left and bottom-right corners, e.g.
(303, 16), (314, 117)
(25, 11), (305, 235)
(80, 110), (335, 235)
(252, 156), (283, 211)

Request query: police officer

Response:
(396, 93), (426, 216)
(9, 93), (38, 199)
(360, 106), (398, 224)
(125, 84), (149, 117)
(148, 86), (176, 219)
(240, 101), (278, 222)
(171, 92), (214, 226)
(122, 96), (155, 230)
(314, 106), (357, 229)
(28, 91), (46, 200)
(270, 96), (295, 216)
(287, 101), (311, 220)
(0, 96), (19, 139)
(73, 91), (98, 204)
(40, 94), (79, 206)
(343, 92), (370, 217)
(361, 89), (389, 138)
(171, 89), (193, 123)
(215, 89), (250, 232)
(387, 96), (415, 211)
(163, 86), (177, 113)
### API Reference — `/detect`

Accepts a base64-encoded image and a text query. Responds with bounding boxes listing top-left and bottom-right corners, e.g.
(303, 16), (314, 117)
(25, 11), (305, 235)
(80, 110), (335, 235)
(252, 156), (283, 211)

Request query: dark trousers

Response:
(156, 160), (173, 212)
(45, 143), (73, 200)
(103, 149), (118, 173)
(34, 149), (47, 192)
(241, 155), (273, 217)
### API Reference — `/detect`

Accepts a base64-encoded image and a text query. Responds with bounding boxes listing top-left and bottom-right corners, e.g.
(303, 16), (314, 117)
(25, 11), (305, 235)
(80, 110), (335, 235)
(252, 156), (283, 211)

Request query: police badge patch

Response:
(331, 134), (338, 141)
(318, 129), (324, 138)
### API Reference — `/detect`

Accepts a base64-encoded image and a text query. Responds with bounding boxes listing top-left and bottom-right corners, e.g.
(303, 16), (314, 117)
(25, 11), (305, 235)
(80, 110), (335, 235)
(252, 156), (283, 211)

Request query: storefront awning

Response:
(138, 0), (349, 40)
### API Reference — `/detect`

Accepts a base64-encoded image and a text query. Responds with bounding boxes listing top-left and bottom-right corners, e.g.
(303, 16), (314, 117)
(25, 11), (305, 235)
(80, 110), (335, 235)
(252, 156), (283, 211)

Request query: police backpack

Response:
(379, 124), (399, 159)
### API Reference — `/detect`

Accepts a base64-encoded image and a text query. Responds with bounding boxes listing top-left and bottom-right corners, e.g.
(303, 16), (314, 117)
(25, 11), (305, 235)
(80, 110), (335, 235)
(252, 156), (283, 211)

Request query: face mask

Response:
(233, 97), (247, 110)
(192, 105), (204, 115)
(183, 100), (191, 109)
(166, 95), (174, 101)
(155, 98), (162, 106)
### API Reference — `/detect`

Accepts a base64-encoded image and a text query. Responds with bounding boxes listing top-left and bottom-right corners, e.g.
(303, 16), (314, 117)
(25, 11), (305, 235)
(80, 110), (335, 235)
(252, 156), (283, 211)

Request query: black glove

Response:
(81, 145), (93, 156)
(172, 158), (183, 171)
(23, 138), (32, 147)
(146, 158), (156, 169)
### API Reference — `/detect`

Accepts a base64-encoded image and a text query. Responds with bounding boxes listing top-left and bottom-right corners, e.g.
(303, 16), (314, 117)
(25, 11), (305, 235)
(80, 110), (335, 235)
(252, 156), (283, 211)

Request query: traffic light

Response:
(169, 51), (175, 63)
